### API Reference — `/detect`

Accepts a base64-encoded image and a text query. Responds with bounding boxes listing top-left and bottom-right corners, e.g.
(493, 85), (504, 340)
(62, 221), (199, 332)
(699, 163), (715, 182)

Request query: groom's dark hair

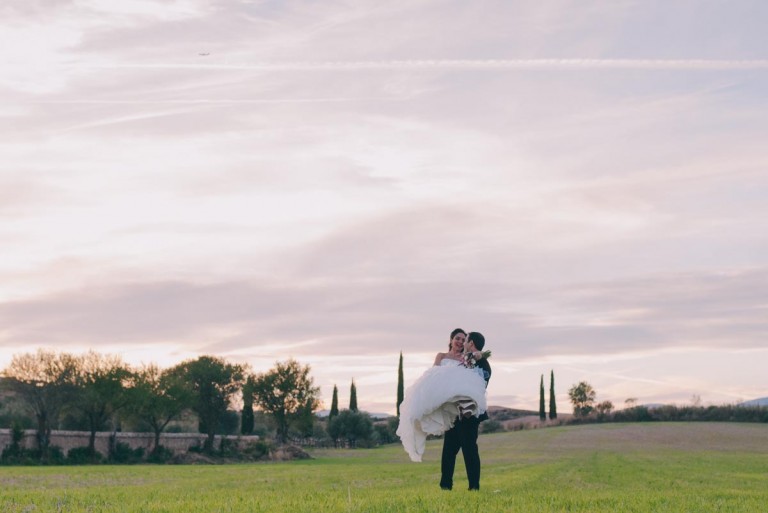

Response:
(468, 332), (485, 351)
(449, 328), (467, 349)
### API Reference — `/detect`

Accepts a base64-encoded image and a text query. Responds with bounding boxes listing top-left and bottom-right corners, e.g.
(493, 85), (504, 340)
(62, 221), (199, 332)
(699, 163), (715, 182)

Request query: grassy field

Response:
(1, 422), (767, 512)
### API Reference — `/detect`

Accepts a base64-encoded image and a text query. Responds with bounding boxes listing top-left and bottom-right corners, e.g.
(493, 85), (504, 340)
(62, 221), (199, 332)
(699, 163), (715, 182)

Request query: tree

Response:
(539, 375), (546, 420)
(329, 384), (339, 420)
(293, 400), (316, 438)
(549, 370), (557, 420)
(1, 350), (77, 461)
(397, 352), (404, 417)
(349, 379), (358, 412)
(170, 356), (245, 452)
(70, 351), (132, 457)
(595, 400), (614, 420)
(241, 375), (255, 435)
(127, 364), (190, 453)
(251, 359), (320, 444)
(327, 410), (374, 448)
(568, 381), (596, 418)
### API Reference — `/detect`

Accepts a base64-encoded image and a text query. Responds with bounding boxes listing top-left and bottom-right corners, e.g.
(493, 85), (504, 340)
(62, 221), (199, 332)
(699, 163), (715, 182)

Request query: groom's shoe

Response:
(440, 486), (452, 491)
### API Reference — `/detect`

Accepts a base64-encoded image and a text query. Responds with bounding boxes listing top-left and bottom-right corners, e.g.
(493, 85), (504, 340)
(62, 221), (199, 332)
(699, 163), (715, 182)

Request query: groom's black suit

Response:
(439, 358), (491, 491)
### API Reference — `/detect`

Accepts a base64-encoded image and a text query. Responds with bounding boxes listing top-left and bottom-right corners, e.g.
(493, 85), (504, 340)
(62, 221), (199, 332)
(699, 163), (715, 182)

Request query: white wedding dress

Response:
(396, 358), (487, 462)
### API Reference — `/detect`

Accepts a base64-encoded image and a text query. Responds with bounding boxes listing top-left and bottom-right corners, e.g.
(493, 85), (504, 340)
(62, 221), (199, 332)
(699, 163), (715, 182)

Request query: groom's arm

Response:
(478, 360), (491, 387)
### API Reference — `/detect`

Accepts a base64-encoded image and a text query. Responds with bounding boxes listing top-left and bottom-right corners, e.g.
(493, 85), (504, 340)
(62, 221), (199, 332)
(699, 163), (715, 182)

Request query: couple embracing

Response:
(396, 329), (491, 491)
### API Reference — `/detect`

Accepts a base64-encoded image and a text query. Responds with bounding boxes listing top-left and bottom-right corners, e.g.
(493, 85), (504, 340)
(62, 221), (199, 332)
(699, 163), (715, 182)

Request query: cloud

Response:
(2, 253), (765, 362)
(545, 268), (768, 349)
(0, 173), (73, 216)
(60, 59), (768, 72)
(2, 0), (767, 411)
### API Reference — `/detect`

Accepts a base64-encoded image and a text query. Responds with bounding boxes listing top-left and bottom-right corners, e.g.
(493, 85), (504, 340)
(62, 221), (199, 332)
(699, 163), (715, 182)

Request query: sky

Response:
(1, 0), (767, 415)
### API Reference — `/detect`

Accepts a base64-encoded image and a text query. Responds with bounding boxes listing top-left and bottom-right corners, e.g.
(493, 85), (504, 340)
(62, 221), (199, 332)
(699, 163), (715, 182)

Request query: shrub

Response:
(481, 420), (504, 434)
(218, 437), (239, 457)
(147, 445), (174, 464)
(46, 446), (66, 464)
(66, 446), (103, 465)
(373, 420), (399, 444)
(6, 425), (65, 465)
(308, 422), (332, 447)
(327, 410), (374, 448)
(1, 422), (25, 464)
(108, 441), (144, 464)
(242, 440), (271, 460)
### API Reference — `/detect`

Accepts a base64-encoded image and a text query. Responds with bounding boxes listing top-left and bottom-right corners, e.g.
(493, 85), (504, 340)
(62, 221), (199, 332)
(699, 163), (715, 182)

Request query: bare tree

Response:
(595, 400), (614, 420)
(1, 350), (77, 460)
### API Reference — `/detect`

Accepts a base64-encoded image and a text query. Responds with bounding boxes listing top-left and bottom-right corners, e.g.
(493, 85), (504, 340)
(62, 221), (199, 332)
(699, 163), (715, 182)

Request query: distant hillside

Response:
(314, 406), (538, 422)
(640, 403), (668, 410)
(487, 405), (538, 421)
(315, 409), (392, 420)
(738, 397), (768, 407)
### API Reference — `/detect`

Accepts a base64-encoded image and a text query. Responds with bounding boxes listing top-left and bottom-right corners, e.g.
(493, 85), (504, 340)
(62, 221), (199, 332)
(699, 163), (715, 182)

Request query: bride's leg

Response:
(457, 400), (478, 418)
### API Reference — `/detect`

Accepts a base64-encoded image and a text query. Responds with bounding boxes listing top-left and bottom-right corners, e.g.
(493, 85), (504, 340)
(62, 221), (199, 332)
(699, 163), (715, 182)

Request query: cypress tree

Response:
(329, 384), (339, 420)
(241, 375), (255, 434)
(397, 352), (404, 417)
(539, 374), (546, 420)
(549, 369), (558, 420)
(241, 403), (254, 435)
(349, 379), (358, 412)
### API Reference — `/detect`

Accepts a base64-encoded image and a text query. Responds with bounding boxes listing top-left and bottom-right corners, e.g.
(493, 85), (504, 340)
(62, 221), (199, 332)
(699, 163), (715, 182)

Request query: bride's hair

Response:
(449, 328), (467, 349)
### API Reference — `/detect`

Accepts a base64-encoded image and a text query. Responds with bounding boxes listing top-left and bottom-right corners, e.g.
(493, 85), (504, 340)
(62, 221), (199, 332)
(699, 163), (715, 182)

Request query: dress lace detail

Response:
(396, 357), (487, 462)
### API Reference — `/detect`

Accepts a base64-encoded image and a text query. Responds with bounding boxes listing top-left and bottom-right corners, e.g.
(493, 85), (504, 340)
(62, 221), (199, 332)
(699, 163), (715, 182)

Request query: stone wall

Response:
(0, 429), (260, 456)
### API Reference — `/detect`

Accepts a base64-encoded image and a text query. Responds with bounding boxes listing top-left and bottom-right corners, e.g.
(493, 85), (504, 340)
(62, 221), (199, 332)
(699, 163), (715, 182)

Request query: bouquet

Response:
(462, 350), (492, 369)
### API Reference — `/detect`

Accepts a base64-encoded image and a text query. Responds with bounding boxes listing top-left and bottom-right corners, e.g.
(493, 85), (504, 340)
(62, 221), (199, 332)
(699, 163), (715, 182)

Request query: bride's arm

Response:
(433, 352), (444, 366)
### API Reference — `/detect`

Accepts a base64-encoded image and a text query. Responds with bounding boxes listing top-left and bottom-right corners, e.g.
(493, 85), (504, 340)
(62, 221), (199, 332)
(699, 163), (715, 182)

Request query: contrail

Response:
(30, 97), (370, 105)
(65, 58), (768, 71)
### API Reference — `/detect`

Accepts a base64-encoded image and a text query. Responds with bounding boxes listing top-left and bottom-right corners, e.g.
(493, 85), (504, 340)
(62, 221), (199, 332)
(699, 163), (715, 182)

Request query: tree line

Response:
(0, 349), (333, 463)
(566, 381), (768, 424)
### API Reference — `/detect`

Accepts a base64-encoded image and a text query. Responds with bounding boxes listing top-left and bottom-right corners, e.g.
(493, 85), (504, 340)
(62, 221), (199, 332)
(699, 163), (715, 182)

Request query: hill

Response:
(739, 397), (768, 407)
(486, 405), (538, 420)
(315, 409), (392, 420)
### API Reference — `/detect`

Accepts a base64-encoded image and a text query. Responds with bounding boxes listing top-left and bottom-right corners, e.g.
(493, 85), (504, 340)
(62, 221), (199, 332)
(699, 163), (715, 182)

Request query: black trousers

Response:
(439, 416), (480, 490)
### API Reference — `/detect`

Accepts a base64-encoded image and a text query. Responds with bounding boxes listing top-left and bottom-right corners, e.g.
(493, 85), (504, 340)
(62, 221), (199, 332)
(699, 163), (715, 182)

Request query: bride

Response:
(396, 328), (489, 462)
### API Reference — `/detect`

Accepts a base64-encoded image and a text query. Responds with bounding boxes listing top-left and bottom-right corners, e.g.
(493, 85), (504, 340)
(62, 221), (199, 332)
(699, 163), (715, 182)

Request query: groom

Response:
(439, 331), (491, 491)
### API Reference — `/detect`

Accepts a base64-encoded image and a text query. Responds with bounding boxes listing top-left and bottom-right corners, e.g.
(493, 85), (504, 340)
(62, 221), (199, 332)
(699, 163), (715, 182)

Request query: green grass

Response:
(2, 423), (767, 512)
